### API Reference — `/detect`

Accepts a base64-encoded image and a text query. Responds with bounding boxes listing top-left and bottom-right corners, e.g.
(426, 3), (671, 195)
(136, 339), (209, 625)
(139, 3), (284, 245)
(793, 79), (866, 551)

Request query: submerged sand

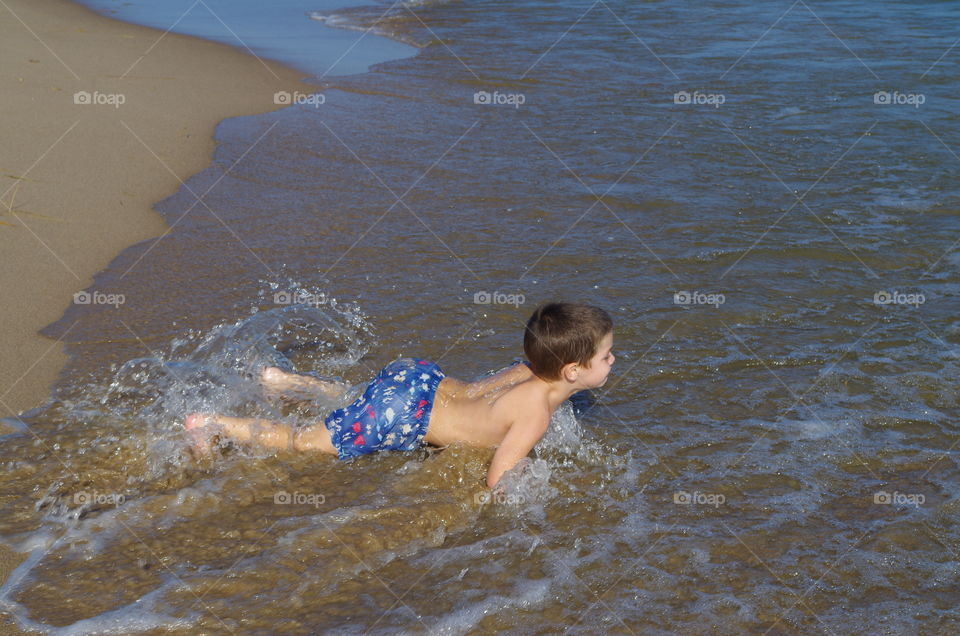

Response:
(0, 0), (311, 627)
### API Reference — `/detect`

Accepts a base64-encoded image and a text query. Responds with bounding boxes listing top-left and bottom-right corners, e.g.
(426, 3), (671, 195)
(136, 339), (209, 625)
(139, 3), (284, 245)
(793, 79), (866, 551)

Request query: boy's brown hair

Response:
(523, 302), (613, 380)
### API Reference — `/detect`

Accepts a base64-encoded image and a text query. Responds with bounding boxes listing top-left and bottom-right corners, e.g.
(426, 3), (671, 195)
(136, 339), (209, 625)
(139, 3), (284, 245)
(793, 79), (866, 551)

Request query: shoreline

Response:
(0, 0), (311, 628)
(0, 0), (311, 419)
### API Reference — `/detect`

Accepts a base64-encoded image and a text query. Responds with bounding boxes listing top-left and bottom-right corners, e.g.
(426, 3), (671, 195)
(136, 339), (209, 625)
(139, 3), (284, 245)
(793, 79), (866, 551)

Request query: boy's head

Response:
(523, 302), (614, 381)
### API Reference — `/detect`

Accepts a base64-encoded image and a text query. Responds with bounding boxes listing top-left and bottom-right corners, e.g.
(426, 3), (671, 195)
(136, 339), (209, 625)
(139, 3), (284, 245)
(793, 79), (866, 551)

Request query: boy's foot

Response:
(259, 366), (346, 400)
(184, 413), (220, 458)
(260, 366), (294, 394)
(259, 366), (308, 403)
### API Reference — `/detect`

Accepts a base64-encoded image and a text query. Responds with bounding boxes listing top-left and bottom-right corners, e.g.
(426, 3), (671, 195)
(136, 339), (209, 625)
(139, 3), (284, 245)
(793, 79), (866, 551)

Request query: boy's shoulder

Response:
(493, 377), (552, 424)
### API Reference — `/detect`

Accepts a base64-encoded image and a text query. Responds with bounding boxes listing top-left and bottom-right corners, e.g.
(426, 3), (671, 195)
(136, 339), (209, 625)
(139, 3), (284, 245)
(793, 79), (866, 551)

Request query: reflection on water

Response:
(4, 0), (960, 632)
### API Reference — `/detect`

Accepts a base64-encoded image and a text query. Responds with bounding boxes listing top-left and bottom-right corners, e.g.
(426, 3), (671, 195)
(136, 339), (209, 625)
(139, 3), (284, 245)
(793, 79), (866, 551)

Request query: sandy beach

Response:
(0, 0), (309, 627)
(0, 0), (310, 419)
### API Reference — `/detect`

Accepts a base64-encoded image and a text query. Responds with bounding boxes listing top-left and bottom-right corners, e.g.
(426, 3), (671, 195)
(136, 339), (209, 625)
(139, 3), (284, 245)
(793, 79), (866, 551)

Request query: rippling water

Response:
(3, 0), (960, 633)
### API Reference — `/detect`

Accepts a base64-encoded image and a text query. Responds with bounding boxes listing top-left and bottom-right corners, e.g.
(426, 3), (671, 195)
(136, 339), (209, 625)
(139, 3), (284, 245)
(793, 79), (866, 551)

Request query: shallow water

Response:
(3, 0), (960, 633)
(77, 0), (417, 76)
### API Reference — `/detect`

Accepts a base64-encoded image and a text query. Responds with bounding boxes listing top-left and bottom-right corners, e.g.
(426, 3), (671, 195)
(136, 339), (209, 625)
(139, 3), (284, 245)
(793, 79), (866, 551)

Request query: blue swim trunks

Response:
(323, 358), (445, 460)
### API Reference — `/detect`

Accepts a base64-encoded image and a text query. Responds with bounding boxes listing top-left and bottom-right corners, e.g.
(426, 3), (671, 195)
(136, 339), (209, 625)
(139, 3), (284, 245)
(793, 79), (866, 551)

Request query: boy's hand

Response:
(488, 457), (532, 495)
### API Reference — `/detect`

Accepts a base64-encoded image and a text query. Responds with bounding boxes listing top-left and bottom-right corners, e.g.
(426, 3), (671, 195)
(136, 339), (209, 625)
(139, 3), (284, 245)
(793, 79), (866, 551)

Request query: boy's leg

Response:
(259, 367), (349, 401)
(184, 412), (337, 456)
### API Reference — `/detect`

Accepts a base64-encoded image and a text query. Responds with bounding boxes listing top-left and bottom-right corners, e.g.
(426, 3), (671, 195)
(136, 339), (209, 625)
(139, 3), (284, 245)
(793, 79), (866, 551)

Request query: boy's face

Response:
(579, 331), (615, 388)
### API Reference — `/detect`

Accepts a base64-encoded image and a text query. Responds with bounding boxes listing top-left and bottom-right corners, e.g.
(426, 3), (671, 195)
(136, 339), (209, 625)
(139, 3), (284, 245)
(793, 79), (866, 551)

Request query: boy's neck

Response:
(535, 375), (587, 412)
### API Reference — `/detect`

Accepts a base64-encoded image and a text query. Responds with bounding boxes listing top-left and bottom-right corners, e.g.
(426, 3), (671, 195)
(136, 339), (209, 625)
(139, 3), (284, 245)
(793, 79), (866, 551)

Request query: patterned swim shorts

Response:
(323, 358), (445, 460)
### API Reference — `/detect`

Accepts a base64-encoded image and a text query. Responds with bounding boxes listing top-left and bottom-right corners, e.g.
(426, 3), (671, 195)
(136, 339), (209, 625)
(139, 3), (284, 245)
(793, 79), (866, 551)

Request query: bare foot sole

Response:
(184, 413), (220, 458)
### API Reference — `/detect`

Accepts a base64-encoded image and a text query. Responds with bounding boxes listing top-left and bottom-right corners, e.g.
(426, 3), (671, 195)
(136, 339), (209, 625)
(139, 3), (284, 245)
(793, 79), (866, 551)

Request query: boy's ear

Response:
(561, 362), (579, 382)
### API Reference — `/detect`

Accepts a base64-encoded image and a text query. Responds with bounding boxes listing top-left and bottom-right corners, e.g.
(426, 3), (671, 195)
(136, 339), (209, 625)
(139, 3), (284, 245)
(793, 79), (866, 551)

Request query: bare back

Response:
(423, 366), (549, 448)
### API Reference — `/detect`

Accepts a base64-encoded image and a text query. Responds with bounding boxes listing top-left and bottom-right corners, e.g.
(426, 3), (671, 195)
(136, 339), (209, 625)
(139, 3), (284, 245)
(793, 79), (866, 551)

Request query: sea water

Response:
(2, 0), (959, 632)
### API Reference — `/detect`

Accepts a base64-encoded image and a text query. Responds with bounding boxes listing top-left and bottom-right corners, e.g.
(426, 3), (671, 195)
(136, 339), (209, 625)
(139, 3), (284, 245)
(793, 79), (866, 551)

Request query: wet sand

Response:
(0, 0), (309, 626)
(0, 544), (29, 634)
(0, 0), (310, 420)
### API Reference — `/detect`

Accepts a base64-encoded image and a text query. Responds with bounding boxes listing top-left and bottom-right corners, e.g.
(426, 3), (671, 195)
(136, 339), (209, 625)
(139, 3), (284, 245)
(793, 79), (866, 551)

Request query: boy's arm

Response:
(446, 362), (533, 399)
(486, 413), (549, 489)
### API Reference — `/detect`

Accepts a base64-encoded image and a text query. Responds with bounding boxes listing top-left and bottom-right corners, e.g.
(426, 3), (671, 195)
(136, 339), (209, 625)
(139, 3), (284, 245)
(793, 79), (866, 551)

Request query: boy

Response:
(185, 302), (614, 489)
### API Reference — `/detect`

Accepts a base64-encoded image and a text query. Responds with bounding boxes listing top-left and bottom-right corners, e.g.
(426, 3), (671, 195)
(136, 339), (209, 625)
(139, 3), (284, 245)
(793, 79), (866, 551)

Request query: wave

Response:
(310, 0), (458, 48)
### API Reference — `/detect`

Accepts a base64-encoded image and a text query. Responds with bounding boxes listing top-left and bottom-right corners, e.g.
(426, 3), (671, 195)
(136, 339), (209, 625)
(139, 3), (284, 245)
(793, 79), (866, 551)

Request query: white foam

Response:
(0, 533), (59, 609)
(54, 583), (194, 636)
(0, 416), (28, 436)
(0, 531), (189, 636)
(3, 575), (196, 636)
(307, 10), (427, 48)
(408, 529), (533, 570)
(427, 578), (551, 635)
(275, 506), (361, 546)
